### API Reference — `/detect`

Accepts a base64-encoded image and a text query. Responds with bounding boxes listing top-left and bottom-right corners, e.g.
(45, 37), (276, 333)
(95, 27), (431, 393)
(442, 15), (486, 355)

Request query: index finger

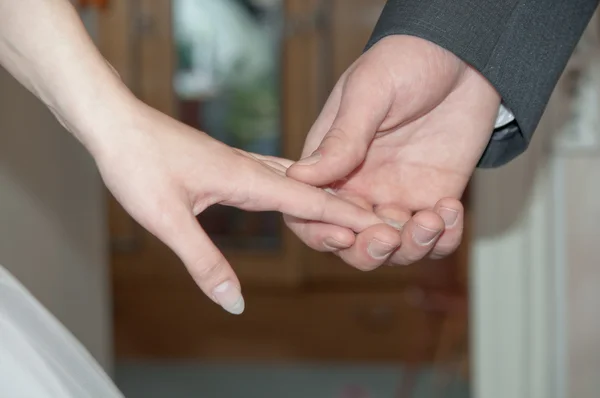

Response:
(251, 172), (382, 233)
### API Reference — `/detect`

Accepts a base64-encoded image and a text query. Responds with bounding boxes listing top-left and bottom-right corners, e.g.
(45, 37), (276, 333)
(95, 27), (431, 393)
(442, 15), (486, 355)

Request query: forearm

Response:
(0, 0), (136, 154)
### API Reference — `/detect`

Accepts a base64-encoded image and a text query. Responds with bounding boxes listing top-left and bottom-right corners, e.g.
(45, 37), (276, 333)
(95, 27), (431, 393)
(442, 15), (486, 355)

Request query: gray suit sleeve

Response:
(366, 0), (599, 168)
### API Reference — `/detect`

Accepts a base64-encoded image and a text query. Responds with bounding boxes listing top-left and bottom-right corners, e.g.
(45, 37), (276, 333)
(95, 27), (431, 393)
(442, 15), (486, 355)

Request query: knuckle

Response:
(321, 128), (348, 149)
(324, 127), (365, 164)
(189, 256), (227, 287)
(319, 192), (333, 221)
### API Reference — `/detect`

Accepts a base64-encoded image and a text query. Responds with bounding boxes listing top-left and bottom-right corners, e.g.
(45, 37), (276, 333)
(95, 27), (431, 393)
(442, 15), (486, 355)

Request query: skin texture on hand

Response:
(0, 0), (388, 315)
(92, 101), (384, 314)
(286, 35), (501, 269)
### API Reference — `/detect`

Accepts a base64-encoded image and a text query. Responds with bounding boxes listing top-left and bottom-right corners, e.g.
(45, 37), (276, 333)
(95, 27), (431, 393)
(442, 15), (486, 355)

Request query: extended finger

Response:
(156, 204), (244, 315)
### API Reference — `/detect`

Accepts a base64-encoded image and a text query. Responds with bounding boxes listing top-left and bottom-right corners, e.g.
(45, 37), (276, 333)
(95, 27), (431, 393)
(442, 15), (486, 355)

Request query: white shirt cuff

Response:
(495, 103), (515, 129)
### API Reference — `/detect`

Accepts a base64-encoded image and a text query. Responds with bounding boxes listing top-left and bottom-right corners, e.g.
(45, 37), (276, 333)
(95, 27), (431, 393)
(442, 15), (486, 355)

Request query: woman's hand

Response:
(91, 101), (384, 314)
(0, 0), (385, 314)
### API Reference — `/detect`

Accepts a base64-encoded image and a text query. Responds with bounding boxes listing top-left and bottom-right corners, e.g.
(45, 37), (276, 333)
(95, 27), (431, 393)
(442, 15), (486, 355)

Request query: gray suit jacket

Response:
(366, 0), (599, 168)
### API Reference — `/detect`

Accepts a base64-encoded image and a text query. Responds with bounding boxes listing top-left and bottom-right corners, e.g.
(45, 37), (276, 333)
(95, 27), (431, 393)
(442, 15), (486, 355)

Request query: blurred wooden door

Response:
(98, 0), (470, 371)
(99, 0), (311, 289)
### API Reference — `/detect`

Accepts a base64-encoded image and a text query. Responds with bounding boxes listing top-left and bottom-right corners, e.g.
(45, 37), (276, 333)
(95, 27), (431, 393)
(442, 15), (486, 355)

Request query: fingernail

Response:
(368, 239), (396, 259)
(439, 207), (459, 227)
(324, 238), (349, 251)
(413, 224), (441, 246)
(382, 217), (404, 231)
(295, 152), (321, 166)
(212, 281), (245, 315)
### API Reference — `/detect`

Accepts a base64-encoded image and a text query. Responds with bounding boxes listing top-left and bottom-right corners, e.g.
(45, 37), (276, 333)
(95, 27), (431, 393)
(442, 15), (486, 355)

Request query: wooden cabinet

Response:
(98, 0), (470, 370)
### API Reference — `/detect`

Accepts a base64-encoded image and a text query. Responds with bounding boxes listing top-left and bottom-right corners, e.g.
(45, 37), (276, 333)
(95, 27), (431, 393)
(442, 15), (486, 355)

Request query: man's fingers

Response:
(156, 206), (244, 315)
(374, 204), (412, 230)
(246, 153), (295, 169)
(284, 214), (403, 271)
(288, 65), (394, 186)
(283, 215), (355, 252)
(430, 198), (464, 259)
(387, 210), (444, 266)
(337, 223), (402, 271)
(331, 194), (402, 271)
(284, 214), (404, 272)
(372, 200), (463, 264)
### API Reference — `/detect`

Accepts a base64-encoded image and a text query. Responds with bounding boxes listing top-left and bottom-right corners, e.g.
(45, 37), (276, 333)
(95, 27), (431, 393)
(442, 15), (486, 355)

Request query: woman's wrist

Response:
(55, 75), (140, 157)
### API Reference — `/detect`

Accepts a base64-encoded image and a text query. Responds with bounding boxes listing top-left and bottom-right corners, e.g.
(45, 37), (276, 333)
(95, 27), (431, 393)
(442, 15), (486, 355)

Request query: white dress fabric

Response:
(0, 265), (123, 398)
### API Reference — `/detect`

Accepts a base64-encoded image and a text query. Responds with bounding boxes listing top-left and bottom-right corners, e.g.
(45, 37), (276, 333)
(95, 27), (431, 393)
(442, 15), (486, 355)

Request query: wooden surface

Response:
(113, 280), (464, 362)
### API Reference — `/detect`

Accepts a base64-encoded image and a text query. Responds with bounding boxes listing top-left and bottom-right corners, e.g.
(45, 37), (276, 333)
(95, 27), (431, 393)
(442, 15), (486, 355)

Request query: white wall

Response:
(564, 152), (600, 398)
(0, 60), (111, 369)
(560, 16), (600, 398)
(472, 14), (600, 398)
(472, 88), (560, 398)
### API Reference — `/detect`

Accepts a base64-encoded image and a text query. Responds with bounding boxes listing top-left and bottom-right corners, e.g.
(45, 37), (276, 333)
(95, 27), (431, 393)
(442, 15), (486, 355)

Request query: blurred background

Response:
(0, 0), (599, 397)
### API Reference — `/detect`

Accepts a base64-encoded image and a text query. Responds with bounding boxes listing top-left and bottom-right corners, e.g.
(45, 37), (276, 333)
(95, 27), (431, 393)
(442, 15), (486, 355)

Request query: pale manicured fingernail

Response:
(324, 238), (349, 251)
(368, 239), (396, 259)
(382, 217), (404, 230)
(212, 281), (245, 315)
(439, 207), (459, 227)
(295, 152), (321, 166)
(414, 224), (441, 246)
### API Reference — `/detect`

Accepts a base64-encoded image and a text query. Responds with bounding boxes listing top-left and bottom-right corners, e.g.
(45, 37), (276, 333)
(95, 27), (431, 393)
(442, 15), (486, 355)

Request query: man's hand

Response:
(286, 35), (501, 269)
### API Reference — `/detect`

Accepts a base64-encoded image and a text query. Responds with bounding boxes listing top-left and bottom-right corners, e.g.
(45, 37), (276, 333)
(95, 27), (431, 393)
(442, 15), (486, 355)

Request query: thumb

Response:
(156, 205), (244, 315)
(287, 67), (393, 186)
